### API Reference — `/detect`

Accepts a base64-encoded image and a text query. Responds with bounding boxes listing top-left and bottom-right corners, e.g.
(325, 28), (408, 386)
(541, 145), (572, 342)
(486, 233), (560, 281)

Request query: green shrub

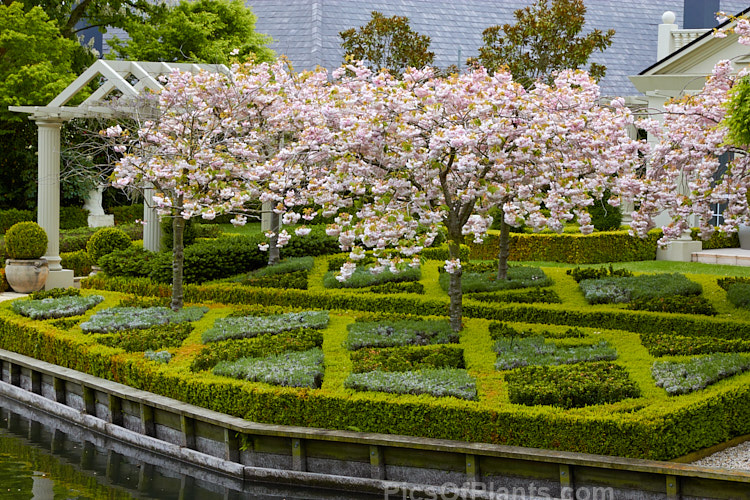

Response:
(59, 206), (89, 230)
(148, 235), (267, 284)
(280, 226), (340, 258)
(580, 273), (702, 305)
(419, 244), (471, 262)
(12, 295), (103, 320)
(566, 264), (634, 283)
(201, 311), (329, 343)
(350, 345), (465, 373)
(5, 221), (47, 259)
(97, 323), (193, 352)
(467, 230), (660, 264)
(627, 296), (717, 316)
(191, 329), (324, 371)
(494, 337), (616, 370)
(692, 228), (739, 250)
(727, 283), (750, 310)
(29, 287), (80, 300)
(439, 265), (552, 293)
(506, 362), (641, 409)
(346, 319), (457, 350)
(161, 217), (197, 250)
(209, 257), (314, 290)
(468, 288), (561, 305)
(641, 332), (750, 357)
(489, 322), (586, 340)
(86, 227), (132, 263)
(324, 265), (421, 289)
(193, 223), (223, 239)
(107, 204), (143, 225)
(717, 276), (750, 291)
(49, 317), (83, 330)
(368, 281), (425, 294)
(344, 368), (477, 400)
(0, 209), (33, 233)
(59, 224), (142, 253)
(652, 354), (750, 395)
(117, 295), (171, 308)
(80, 306), (207, 333)
(587, 192), (622, 231)
(60, 249), (93, 276)
(214, 348), (324, 388)
(99, 246), (159, 278)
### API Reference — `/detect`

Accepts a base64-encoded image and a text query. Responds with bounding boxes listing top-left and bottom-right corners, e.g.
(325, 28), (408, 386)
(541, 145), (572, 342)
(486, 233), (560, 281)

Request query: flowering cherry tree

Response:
(630, 60), (750, 244)
(106, 60), (324, 309)
(308, 64), (641, 331)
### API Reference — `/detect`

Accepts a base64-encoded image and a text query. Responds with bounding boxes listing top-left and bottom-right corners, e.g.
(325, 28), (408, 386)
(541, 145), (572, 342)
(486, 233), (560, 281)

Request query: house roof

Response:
(246, 0), (750, 97)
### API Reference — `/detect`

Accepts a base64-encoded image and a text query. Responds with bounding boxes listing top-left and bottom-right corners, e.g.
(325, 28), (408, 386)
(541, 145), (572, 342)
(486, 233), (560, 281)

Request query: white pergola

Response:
(10, 60), (228, 289)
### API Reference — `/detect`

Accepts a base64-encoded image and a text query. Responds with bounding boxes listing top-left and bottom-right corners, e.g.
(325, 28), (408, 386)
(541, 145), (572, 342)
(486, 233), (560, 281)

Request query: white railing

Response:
(672, 29), (710, 51)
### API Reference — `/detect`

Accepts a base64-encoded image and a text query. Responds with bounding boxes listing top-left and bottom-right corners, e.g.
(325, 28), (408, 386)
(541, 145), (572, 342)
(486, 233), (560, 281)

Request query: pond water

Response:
(0, 396), (380, 499)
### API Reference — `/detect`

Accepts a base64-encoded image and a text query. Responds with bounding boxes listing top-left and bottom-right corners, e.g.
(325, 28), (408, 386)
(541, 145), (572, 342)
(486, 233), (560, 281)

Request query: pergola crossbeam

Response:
(9, 59), (228, 290)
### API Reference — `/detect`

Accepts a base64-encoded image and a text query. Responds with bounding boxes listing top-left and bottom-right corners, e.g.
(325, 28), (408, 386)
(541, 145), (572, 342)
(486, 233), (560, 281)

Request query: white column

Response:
(36, 118), (74, 288)
(36, 119), (63, 271)
(143, 186), (161, 252)
(657, 12), (678, 61)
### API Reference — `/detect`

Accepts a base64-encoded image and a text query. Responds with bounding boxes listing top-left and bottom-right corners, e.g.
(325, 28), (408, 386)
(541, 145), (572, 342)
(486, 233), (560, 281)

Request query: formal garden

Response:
(3, 2), (750, 470)
(1, 207), (750, 462)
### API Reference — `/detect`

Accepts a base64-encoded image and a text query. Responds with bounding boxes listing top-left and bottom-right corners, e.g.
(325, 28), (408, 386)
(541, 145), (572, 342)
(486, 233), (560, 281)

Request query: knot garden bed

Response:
(0, 258), (749, 461)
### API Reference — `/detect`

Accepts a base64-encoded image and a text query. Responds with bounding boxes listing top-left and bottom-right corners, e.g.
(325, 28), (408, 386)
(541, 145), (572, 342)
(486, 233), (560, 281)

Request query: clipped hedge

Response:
(107, 204), (143, 225)
(0, 208), (33, 233)
(2, 301), (750, 460)
(59, 206), (89, 230)
(60, 249), (94, 277)
(467, 230), (660, 263)
(506, 362), (641, 409)
(82, 274), (750, 340)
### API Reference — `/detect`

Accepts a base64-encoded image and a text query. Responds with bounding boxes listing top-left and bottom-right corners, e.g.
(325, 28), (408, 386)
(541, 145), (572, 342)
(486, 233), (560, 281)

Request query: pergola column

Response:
(143, 186), (161, 252)
(35, 118), (74, 289)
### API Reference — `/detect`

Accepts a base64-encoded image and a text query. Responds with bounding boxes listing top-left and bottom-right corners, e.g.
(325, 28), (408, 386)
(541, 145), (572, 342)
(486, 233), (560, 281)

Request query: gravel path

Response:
(692, 440), (750, 470)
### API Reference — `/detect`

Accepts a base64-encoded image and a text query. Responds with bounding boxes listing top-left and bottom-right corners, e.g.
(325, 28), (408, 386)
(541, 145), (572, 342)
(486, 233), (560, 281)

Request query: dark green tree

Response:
(474, 0), (614, 88)
(107, 0), (274, 64)
(340, 11), (434, 75)
(0, 3), (82, 209)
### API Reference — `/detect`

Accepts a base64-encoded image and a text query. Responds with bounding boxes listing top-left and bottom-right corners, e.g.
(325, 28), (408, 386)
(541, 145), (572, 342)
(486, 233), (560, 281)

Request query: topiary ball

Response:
(5, 221), (48, 260)
(86, 227), (132, 264)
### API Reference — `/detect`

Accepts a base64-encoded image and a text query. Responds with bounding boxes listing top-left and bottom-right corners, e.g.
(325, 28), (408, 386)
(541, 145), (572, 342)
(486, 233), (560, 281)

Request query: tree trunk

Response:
(497, 213), (511, 281)
(171, 213), (186, 311)
(447, 238), (463, 333)
(267, 211), (280, 266)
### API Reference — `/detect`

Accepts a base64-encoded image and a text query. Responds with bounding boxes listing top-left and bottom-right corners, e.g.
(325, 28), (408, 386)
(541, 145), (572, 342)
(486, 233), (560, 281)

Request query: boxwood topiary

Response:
(5, 221), (48, 259)
(86, 227), (132, 263)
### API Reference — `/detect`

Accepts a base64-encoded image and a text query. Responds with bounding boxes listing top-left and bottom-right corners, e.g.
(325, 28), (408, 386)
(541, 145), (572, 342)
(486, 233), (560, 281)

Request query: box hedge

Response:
(467, 230), (660, 263)
(2, 304), (750, 461)
(82, 275), (750, 340)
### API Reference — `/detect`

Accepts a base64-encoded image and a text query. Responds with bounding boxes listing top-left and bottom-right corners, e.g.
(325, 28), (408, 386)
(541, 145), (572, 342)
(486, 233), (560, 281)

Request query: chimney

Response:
(683, 0), (721, 29)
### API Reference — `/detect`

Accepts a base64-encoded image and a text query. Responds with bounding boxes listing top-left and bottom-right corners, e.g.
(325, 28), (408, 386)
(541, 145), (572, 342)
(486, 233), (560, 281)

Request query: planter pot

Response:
(739, 225), (750, 250)
(5, 259), (49, 294)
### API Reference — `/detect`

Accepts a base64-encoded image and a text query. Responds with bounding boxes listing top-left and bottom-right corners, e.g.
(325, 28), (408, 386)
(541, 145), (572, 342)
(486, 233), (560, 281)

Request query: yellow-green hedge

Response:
(468, 230), (660, 263)
(1, 299), (750, 461)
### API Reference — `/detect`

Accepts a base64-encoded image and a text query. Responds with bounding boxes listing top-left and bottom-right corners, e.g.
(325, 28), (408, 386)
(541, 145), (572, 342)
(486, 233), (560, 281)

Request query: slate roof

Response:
(246, 0), (750, 97)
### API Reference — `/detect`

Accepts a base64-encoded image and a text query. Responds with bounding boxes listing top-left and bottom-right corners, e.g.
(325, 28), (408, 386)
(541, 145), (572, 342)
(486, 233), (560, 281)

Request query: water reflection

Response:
(0, 396), (379, 499)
